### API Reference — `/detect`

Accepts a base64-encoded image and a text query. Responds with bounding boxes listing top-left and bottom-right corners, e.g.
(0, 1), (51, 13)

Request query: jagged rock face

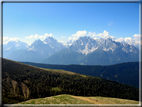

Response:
(3, 40), (29, 58)
(44, 37), (65, 52)
(3, 36), (139, 64)
(4, 37), (66, 63)
(70, 37), (139, 55)
(3, 40), (29, 51)
(3, 77), (30, 99)
(70, 36), (97, 55)
(28, 39), (53, 57)
(43, 36), (139, 65)
(28, 37), (66, 56)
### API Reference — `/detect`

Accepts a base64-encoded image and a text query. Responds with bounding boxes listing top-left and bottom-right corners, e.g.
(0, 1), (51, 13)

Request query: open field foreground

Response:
(17, 94), (139, 104)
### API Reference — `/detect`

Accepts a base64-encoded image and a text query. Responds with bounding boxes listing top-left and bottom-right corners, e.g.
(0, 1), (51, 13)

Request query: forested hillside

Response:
(21, 61), (139, 88)
(3, 58), (139, 104)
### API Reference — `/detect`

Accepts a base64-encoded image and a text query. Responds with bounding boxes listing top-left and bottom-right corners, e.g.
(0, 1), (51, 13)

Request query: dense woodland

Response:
(3, 58), (139, 104)
(21, 61), (139, 88)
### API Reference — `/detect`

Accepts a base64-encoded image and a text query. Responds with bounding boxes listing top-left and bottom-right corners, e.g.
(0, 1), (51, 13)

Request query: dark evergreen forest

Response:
(21, 61), (139, 88)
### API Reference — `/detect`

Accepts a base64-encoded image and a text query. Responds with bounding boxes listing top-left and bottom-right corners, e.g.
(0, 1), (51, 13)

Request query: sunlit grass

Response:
(18, 94), (139, 104)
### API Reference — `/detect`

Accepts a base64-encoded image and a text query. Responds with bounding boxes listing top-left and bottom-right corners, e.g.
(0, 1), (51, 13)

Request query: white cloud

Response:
(44, 33), (48, 36)
(68, 37), (72, 41)
(44, 33), (52, 37)
(68, 30), (87, 41)
(38, 33), (53, 39)
(25, 35), (34, 39)
(88, 32), (96, 36)
(73, 30), (140, 48)
(34, 34), (38, 38)
(3, 37), (9, 41)
(95, 30), (110, 38)
(59, 41), (68, 46)
(72, 37), (78, 41)
(133, 34), (140, 42)
(68, 37), (78, 41)
(88, 32), (91, 36)
(68, 30), (115, 42)
(25, 33), (53, 41)
(90, 30), (114, 39)
(3, 37), (19, 44)
(115, 37), (125, 42)
(25, 34), (40, 39)
(39, 35), (46, 39)
(9, 38), (19, 41)
(114, 34), (140, 48)
(116, 34), (140, 44)
(72, 30), (87, 37)
(48, 33), (52, 37)
(125, 37), (133, 42)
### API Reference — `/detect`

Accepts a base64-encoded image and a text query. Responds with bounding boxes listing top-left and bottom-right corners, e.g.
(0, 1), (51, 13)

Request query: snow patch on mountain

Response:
(77, 45), (98, 55)
(44, 42), (47, 44)
(28, 46), (35, 51)
(49, 45), (54, 49)
(122, 48), (129, 53)
(102, 47), (110, 51)
(102, 47), (115, 52)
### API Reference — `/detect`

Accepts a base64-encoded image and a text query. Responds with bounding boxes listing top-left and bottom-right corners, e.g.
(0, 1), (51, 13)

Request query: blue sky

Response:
(3, 2), (139, 45)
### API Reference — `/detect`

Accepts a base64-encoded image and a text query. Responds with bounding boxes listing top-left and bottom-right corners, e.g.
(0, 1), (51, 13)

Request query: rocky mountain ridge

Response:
(43, 36), (139, 65)
(3, 36), (139, 64)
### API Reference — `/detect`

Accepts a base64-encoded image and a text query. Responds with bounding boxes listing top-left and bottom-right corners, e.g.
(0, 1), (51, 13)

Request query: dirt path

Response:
(71, 96), (106, 104)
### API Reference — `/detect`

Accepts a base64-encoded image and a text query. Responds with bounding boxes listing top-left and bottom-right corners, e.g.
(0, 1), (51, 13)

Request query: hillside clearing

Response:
(18, 94), (139, 104)
(43, 68), (76, 75)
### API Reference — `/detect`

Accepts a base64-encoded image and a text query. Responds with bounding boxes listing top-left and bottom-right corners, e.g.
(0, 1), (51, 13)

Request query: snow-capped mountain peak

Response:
(69, 36), (98, 55)
(3, 36), (139, 64)
(25, 37), (66, 57)
(3, 40), (29, 51)
(44, 37), (57, 44)
(43, 37), (66, 51)
(69, 36), (138, 55)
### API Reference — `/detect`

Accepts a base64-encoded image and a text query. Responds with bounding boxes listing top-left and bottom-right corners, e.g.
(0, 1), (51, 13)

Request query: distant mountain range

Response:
(3, 40), (29, 58)
(3, 37), (66, 62)
(43, 36), (139, 65)
(3, 36), (139, 65)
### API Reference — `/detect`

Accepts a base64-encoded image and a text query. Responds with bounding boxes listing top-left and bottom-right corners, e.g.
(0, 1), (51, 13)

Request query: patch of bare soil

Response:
(72, 96), (106, 104)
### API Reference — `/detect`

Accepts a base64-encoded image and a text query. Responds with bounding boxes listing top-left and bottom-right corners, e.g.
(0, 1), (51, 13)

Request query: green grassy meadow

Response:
(17, 94), (139, 104)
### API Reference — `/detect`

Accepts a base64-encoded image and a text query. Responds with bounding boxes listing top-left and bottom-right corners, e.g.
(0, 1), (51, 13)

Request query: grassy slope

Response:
(18, 94), (139, 104)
